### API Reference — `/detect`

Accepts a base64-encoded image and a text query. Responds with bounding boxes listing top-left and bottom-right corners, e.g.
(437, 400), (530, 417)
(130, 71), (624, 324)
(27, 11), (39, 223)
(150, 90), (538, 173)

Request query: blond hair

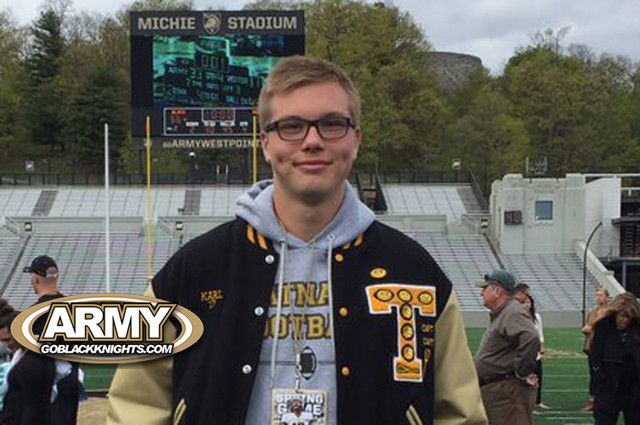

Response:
(599, 292), (640, 323)
(596, 286), (610, 298)
(258, 56), (361, 128)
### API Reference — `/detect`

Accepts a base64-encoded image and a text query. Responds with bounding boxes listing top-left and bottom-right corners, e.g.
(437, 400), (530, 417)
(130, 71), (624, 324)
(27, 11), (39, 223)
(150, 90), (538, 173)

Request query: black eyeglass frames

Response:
(263, 117), (356, 142)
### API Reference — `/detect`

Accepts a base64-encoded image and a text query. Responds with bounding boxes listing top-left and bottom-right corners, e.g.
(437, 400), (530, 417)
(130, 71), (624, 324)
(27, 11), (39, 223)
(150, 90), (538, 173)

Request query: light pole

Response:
(582, 221), (603, 326)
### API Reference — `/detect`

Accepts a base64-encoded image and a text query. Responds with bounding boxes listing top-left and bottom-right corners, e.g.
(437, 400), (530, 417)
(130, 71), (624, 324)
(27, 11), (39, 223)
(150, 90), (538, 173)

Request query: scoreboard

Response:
(164, 107), (254, 136)
(130, 10), (304, 150)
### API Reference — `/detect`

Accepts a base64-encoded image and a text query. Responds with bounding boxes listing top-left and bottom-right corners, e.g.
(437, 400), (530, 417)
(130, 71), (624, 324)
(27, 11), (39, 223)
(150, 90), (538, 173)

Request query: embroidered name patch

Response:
(200, 289), (224, 310)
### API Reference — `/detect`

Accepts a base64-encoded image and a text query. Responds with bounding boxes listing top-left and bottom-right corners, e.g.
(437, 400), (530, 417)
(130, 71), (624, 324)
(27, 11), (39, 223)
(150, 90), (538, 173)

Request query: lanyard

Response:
(281, 229), (318, 392)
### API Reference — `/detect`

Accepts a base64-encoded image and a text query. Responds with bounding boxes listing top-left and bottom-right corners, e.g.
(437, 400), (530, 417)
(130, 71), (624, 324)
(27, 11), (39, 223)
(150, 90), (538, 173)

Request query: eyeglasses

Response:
(263, 117), (356, 142)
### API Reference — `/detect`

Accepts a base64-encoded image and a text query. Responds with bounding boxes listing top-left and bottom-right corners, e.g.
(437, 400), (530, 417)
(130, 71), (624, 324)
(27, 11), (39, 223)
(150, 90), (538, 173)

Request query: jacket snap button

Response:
(265, 255), (275, 264)
(341, 366), (350, 376)
(334, 253), (344, 263)
(339, 307), (348, 317)
(254, 306), (265, 316)
(242, 364), (252, 374)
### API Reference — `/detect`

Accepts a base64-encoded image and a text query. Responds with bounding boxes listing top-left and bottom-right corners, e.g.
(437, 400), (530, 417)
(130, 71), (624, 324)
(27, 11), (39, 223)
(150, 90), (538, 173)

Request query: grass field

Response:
(80, 327), (606, 425)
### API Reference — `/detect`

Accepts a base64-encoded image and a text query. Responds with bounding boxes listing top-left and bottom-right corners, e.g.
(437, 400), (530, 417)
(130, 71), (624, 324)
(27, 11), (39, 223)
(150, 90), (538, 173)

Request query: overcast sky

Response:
(4, 0), (640, 74)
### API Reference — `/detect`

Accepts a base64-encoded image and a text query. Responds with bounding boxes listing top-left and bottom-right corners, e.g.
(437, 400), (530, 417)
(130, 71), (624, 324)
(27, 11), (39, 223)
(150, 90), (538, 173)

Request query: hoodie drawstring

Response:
(269, 234), (337, 389)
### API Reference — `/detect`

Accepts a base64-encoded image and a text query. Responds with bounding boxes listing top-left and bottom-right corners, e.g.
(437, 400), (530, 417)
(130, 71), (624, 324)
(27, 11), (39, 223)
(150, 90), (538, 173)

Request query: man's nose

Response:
(300, 124), (324, 149)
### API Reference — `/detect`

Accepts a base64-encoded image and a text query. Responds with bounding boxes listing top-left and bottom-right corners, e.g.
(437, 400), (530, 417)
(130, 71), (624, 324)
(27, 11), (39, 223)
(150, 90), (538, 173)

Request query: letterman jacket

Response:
(107, 218), (487, 425)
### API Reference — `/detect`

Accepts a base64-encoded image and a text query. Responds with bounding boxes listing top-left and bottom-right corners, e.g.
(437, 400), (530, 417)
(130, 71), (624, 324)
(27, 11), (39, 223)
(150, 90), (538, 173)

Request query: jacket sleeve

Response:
(589, 320), (605, 392)
(106, 285), (174, 425)
(434, 290), (488, 425)
(505, 308), (540, 380)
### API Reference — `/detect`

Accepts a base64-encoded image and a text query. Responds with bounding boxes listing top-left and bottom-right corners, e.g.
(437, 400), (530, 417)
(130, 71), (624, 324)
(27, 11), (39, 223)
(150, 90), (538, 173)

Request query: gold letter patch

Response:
(365, 284), (436, 382)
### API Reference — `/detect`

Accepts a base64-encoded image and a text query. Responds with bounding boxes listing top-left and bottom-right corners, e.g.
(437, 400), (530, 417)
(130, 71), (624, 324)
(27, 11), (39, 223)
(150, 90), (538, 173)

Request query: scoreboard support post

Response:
(252, 109), (258, 184)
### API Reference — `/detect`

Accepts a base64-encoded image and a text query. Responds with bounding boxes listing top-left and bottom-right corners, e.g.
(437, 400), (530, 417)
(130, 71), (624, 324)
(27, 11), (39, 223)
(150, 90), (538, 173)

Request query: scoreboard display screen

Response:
(130, 11), (304, 149)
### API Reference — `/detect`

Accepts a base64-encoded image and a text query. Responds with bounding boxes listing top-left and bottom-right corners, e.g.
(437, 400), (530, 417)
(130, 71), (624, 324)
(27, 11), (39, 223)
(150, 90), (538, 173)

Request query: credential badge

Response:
(203, 12), (222, 35)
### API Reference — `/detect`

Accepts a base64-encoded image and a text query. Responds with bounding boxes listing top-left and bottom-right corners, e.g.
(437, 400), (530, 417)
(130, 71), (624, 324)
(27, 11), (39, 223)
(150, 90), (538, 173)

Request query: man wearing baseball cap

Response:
(22, 255), (79, 425)
(474, 269), (540, 425)
(23, 255), (61, 301)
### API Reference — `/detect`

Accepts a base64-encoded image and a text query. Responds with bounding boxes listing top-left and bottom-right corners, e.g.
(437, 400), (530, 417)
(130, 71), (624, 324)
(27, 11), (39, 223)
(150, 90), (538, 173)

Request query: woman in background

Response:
(521, 294), (550, 410)
(582, 286), (610, 412)
(591, 292), (640, 425)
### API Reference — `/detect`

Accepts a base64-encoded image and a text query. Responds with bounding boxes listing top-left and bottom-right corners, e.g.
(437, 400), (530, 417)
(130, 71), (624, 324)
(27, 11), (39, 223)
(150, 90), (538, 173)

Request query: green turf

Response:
(82, 328), (609, 424)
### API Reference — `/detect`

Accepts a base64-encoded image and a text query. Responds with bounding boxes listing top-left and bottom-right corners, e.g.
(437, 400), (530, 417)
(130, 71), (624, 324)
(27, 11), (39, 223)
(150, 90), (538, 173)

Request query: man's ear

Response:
(353, 127), (362, 160)
(260, 131), (271, 164)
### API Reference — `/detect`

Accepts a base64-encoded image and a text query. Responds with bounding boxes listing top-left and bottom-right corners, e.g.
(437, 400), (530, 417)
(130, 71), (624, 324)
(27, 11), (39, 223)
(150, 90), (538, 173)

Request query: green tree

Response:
(0, 11), (28, 152)
(504, 43), (615, 175)
(444, 84), (528, 194)
(64, 65), (128, 165)
(22, 9), (66, 152)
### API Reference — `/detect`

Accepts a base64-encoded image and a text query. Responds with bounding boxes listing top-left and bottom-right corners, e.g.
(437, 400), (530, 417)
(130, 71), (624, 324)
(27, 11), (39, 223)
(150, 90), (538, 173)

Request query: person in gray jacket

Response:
(474, 269), (540, 425)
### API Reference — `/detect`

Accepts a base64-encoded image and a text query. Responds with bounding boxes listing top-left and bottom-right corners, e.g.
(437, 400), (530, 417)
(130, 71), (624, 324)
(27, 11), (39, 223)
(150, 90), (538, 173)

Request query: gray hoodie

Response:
(237, 180), (375, 425)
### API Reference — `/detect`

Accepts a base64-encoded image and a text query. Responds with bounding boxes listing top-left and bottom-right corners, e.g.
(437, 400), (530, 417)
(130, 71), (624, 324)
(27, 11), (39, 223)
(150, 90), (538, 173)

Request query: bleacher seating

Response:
(199, 186), (247, 217)
(2, 233), (177, 311)
(503, 253), (599, 311)
(48, 187), (187, 217)
(0, 237), (22, 291)
(0, 184), (606, 319)
(0, 189), (40, 217)
(407, 232), (501, 310)
(383, 184), (483, 220)
(3, 186), (247, 218)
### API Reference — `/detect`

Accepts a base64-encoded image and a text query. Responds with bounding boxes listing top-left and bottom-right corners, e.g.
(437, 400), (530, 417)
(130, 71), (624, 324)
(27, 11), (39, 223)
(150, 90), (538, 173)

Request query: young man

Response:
(474, 270), (540, 425)
(107, 56), (486, 425)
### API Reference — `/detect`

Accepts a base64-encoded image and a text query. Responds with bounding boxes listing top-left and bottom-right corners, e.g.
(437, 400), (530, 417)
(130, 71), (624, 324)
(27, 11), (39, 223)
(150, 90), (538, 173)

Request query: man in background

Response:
(23, 255), (79, 425)
(475, 269), (540, 425)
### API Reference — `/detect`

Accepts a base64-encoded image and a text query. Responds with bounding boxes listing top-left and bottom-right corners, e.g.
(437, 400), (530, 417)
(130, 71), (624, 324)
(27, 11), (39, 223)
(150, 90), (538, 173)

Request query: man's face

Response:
(0, 327), (19, 353)
(481, 283), (501, 310)
(595, 290), (608, 306)
(261, 81), (361, 205)
(290, 399), (303, 414)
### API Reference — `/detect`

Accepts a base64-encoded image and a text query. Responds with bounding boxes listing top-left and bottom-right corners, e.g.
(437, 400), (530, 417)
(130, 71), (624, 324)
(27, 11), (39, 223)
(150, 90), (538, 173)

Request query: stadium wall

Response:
(490, 174), (620, 255)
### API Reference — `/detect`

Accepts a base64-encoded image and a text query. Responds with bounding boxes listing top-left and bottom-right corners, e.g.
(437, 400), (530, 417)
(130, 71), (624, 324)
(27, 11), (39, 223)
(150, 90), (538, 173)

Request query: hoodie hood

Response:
(236, 179), (375, 250)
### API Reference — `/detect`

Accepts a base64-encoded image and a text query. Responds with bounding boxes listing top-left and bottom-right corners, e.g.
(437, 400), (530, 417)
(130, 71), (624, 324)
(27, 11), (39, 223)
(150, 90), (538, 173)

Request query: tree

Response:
(22, 9), (67, 151)
(504, 41), (620, 175)
(444, 84), (528, 194)
(0, 10), (28, 149)
(64, 65), (128, 165)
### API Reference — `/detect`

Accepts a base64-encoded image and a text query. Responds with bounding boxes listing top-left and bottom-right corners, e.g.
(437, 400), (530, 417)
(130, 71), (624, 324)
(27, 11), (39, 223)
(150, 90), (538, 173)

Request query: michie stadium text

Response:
(40, 344), (174, 355)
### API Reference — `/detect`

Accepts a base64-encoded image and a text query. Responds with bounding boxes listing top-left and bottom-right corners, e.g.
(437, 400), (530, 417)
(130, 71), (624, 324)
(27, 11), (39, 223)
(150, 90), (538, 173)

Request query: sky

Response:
(4, 0), (640, 75)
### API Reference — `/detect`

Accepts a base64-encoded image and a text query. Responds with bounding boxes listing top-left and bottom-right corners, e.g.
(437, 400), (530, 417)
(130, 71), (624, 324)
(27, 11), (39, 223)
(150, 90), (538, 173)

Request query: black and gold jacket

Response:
(107, 218), (487, 425)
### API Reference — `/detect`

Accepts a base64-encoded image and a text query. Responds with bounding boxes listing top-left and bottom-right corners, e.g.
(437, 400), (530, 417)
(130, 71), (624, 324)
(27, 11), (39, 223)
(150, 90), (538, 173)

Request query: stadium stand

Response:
(199, 185), (247, 216)
(2, 232), (177, 311)
(503, 253), (599, 311)
(0, 189), (40, 217)
(383, 183), (483, 220)
(0, 177), (614, 325)
(0, 236), (23, 292)
(407, 232), (500, 310)
(48, 187), (187, 217)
